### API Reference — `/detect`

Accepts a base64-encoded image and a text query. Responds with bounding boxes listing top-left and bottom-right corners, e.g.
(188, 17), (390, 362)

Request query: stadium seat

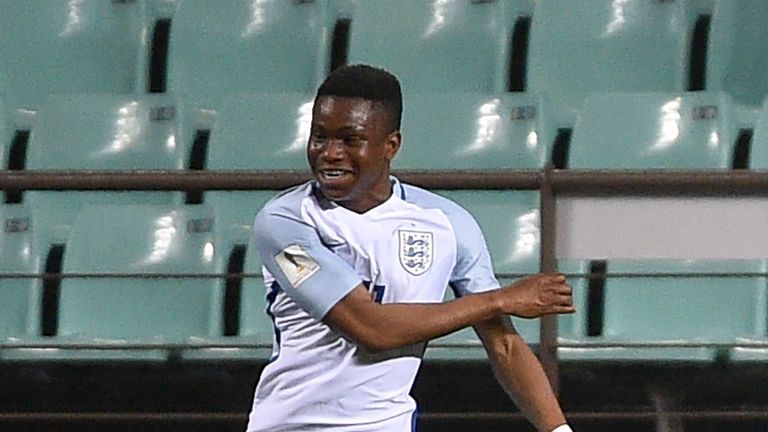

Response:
(44, 204), (225, 361)
(528, 0), (698, 122)
(0, 206), (43, 345)
(24, 93), (191, 244)
(569, 92), (737, 169)
(204, 92), (312, 245)
(424, 191), (587, 360)
(347, 0), (529, 95)
(0, 0), (144, 111)
(349, 0), (530, 94)
(395, 93), (551, 170)
(562, 260), (767, 363)
(167, 0), (332, 109)
(748, 98), (768, 169)
(183, 239), (274, 361)
(0, 99), (8, 167)
(707, 0), (768, 107)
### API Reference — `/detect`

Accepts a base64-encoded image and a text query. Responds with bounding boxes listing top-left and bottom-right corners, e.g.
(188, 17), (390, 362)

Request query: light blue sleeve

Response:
(252, 203), (362, 320)
(445, 206), (501, 297)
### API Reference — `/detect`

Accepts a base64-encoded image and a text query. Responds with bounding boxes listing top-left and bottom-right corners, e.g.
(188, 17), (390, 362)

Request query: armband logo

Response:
(275, 244), (320, 288)
(398, 230), (433, 276)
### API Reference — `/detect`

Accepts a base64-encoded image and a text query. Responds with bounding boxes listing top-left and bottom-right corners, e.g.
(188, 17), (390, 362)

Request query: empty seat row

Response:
(3, 91), (768, 186)
(3, 0), (768, 116)
(1, 200), (767, 363)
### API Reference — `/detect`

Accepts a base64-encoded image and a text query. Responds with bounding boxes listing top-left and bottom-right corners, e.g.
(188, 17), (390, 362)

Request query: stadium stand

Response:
(183, 237), (274, 361)
(425, 191), (587, 359)
(204, 92), (312, 247)
(707, 0), (768, 107)
(527, 0), (701, 123)
(346, 0), (531, 95)
(395, 92), (551, 169)
(4, 0), (768, 430)
(749, 97), (768, 169)
(166, 0), (332, 109)
(47, 204), (224, 361)
(560, 260), (768, 363)
(0, 205), (43, 345)
(0, 0), (145, 112)
(569, 92), (739, 169)
(24, 93), (191, 244)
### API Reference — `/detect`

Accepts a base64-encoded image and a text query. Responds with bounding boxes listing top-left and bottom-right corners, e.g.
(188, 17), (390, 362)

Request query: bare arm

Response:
(475, 316), (568, 431)
(325, 273), (574, 351)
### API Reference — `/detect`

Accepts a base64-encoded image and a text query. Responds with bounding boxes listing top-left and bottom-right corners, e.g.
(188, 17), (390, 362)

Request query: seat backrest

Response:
(707, 0), (768, 107)
(747, 93), (768, 169)
(528, 0), (698, 121)
(24, 93), (191, 243)
(0, 98), (8, 168)
(58, 204), (225, 340)
(167, 0), (332, 109)
(206, 92), (314, 170)
(0, 0), (144, 111)
(209, 191), (278, 249)
(570, 92), (737, 169)
(239, 239), (272, 344)
(27, 93), (193, 170)
(205, 92), (312, 245)
(396, 92), (550, 170)
(0, 205), (44, 339)
(347, 0), (527, 94)
(602, 260), (767, 341)
(437, 190), (540, 276)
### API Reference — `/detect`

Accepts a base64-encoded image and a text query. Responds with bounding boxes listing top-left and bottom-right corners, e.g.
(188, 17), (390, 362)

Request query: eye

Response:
(343, 135), (362, 145)
(311, 132), (327, 143)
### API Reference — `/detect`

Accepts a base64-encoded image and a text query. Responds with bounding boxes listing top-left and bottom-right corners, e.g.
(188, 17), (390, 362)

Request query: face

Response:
(307, 96), (401, 213)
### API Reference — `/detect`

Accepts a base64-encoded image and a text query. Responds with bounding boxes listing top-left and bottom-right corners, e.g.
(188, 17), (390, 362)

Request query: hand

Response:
(494, 273), (575, 318)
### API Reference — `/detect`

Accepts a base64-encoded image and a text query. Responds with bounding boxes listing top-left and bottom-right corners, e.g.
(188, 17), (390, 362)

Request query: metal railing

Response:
(2, 168), (768, 423)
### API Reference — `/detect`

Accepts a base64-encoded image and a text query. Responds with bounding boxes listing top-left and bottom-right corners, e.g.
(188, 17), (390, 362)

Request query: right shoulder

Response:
(256, 182), (312, 218)
(255, 181), (315, 224)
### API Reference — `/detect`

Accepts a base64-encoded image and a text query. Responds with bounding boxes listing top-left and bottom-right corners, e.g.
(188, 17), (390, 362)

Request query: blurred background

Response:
(1, 0), (768, 431)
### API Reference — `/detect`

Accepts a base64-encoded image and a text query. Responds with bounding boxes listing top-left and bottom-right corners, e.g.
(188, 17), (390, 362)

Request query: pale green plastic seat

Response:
(707, 0), (768, 107)
(424, 191), (587, 360)
(167, 0), (332, 109)
(748, 98), (768, 169)
(395, 93), (551, 170)
(205, 92), (312, 245)
(238, 243), (273, 357)
(563, 260), (767, 363)
(570, 92), (738, 169)
(528, 0), (698, 122)
(347, 0), (528, 95)
(24, 94), (191, 244)
(0, 0), (144, 111)
(0, 98), (8, 167)
(42, 204), (225, 361)
(206, 93), (313, 171)
(0, 206), (43, 345)
(182, 238), (274, 361)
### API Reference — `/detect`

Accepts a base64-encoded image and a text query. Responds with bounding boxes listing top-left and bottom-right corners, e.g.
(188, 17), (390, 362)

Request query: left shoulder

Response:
(400, 183), (478, 227)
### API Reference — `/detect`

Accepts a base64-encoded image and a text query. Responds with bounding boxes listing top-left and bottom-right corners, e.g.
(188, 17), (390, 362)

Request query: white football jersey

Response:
(247, 177), (499, 432)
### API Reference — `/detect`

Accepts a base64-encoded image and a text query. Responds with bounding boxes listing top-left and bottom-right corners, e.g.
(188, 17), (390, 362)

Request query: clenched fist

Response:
(493, 273), (575, 318)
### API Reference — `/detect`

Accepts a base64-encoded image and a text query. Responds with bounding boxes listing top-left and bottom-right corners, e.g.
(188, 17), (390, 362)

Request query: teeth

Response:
(323, 170), (345, 179)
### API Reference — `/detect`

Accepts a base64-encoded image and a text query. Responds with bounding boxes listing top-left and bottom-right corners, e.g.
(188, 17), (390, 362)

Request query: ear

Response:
(383, 130), (402, 162)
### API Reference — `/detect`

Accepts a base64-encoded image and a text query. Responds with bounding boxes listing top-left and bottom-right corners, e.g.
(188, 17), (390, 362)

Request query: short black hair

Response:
(315, 64), (402, 132)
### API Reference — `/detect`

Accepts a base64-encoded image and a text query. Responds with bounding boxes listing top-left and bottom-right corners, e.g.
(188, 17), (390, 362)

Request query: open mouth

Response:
(318, 169), (352, 181)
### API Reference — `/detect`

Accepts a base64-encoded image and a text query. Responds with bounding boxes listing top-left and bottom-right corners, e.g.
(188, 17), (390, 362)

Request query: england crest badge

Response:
(398, 230), (433, 276)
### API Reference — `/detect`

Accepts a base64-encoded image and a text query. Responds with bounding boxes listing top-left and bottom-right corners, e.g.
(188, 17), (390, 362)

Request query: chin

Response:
(317, 184), (351, 202)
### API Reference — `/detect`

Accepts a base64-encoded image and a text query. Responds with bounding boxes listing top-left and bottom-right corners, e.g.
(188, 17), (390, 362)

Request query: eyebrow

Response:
(310, 124), (366, 133)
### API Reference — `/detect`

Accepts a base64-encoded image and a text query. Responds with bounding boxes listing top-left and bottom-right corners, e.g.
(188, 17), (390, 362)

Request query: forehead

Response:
(312, 96), (384, 129)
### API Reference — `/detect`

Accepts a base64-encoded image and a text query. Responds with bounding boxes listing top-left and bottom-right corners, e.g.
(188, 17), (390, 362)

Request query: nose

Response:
(319, 139), (345, 161)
